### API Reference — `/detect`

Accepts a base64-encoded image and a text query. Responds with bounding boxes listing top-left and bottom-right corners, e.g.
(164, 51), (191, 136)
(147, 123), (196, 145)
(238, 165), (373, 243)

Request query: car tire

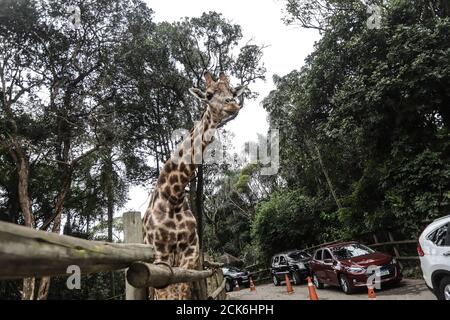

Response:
(225, 279), (233, 292)
(437, 276), (450, 301)
(312, 273), (324, 289)
(339, 274), (354, 294)
(292, 272), (301, 285)
(273, 275), (280, 286)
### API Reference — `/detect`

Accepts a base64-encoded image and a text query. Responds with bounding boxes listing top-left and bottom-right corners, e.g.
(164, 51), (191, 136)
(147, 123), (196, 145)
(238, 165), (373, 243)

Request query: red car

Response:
(309, 241), (402, 294)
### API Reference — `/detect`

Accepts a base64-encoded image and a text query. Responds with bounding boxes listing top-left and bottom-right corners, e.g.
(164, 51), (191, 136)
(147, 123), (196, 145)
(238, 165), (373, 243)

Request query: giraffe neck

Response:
(152, 104), (220, 207)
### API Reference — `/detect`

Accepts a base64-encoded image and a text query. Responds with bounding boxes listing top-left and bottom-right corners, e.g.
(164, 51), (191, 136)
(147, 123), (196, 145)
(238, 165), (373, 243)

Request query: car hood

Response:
(224, 271), (248, 277)
(339, 252), (392, 267)
(288, 257), (311, 263)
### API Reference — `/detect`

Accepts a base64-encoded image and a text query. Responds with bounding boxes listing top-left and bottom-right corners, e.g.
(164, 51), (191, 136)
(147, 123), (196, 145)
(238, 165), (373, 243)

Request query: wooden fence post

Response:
(123, 211), (147, 300)
(387, 231), (403, 269)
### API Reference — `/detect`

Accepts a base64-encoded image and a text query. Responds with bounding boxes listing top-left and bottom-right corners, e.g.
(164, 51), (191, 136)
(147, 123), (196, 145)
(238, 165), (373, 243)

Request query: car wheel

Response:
(339, 274), (354, 294)
(225, 280), (233, 292)
(272, 275), (280, 286)
(312, 273), (324, 289)
(437, 276), (450, 301)
(292, 272), (301, 285)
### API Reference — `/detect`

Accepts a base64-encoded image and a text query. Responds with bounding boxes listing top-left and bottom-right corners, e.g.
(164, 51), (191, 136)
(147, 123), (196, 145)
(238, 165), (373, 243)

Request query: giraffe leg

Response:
(153, 253), (179, 300)
(176, 241), (200, 300)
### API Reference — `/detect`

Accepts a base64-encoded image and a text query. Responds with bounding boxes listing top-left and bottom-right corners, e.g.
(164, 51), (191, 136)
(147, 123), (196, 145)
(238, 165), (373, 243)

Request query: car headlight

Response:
(347, 266), (366, 274)
(297, 263), (306, 270)
(391, 258), (397, 265)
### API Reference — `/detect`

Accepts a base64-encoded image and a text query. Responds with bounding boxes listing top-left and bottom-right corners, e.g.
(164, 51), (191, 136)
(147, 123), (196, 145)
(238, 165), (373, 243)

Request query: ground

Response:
(227, 279), (436, 300)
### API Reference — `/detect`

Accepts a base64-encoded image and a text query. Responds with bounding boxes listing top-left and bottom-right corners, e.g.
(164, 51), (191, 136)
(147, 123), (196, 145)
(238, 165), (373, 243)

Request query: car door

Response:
(322, 249), (339, 285)
(427, 222), (450, 274)
(272, 256), (280, 275)
(279, 255), (289, 275)
(313, 250), (327, 282)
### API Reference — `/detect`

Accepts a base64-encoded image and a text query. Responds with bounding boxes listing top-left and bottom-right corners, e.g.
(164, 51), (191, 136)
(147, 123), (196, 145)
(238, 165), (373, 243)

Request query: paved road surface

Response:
(228, 279), (436, 300)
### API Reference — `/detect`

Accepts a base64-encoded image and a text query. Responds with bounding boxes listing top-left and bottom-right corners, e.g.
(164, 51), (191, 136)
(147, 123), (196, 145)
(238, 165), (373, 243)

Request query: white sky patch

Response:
(122, 0), (321, 214)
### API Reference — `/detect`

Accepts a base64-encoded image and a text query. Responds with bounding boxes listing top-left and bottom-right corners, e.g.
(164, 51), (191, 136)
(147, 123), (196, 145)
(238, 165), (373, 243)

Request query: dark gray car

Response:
(270, 250), (312, 286)
(222, 266), (251, 292)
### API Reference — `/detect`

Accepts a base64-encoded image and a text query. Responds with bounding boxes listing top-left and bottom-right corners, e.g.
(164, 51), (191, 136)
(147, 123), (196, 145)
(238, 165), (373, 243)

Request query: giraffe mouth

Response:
(223, 103), (241, 115)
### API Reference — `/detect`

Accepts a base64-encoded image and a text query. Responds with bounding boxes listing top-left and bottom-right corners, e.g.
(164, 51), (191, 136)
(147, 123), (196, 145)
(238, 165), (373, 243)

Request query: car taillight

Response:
(417, 242), (425, 257)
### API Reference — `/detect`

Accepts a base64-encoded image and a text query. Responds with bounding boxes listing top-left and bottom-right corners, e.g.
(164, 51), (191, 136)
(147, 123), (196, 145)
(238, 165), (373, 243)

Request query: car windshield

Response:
(287, 251), (310, 260)
(331, 243), (375, 260)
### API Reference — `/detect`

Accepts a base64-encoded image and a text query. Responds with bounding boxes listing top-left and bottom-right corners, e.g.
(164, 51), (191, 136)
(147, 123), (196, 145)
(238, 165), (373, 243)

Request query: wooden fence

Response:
(0, 211), (226, 300)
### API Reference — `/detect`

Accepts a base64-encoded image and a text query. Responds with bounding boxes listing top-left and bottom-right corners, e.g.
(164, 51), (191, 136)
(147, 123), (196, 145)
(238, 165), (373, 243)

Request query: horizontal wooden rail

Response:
(254, 276), (271, 283)
(244, 263), (259, 270)
(251, 269), (269, 276)
(303, 239), (344, 252)
(204, 260), (224, 269)
(126, 261), (215, 289)
(208, 278), (226, 300)
(397, 256), (420, 260)
(368, 240), (417, 248)
(0, 221), (154, 280)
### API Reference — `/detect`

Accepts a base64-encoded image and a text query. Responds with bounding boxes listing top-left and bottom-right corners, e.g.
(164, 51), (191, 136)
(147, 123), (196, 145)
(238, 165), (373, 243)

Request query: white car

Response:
(418, 215), (450, 300)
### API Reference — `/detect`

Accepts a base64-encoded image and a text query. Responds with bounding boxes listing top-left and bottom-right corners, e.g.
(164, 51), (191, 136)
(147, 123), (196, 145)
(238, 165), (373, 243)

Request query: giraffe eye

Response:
(206, 92), (214, 100)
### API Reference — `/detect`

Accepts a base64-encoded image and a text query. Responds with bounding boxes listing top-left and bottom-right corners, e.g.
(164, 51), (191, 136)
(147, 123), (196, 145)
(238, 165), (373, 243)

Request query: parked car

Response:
(222, 266), (251, 292)
(309, 241), (402, 294)
(418, 215), (450, 300)
(270, 250), (311, 286)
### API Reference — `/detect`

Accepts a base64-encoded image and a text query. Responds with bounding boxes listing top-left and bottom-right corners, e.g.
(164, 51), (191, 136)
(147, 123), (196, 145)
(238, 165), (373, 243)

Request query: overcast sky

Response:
(123, 0), (321, 214)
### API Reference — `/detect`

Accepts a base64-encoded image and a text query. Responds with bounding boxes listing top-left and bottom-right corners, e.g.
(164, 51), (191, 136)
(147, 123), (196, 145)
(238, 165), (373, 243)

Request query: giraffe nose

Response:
(225, 98), (236, 104)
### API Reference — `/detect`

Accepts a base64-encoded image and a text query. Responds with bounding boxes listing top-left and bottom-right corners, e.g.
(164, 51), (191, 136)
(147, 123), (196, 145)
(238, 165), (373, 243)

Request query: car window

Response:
(314, 250), (323, 261)
(287, 251), (311, 260)
(427, 223), (449, 247)
(273, 256), (279, 264)
(279, 256), (287, 265)
(323, 249), (332, 260)
(331, 243), (375, 260)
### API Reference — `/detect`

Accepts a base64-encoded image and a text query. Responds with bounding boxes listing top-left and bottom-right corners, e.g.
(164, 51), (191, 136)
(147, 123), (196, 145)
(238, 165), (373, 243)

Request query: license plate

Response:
(379, 269), (390, 276)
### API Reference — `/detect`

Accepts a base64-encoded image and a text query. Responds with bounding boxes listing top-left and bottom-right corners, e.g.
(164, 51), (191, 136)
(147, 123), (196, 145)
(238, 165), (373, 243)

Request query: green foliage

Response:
(251, 190), (321, 263)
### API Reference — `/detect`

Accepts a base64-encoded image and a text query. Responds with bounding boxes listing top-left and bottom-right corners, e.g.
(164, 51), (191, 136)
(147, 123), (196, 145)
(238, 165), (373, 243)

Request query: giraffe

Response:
(142, 71), (246, 300)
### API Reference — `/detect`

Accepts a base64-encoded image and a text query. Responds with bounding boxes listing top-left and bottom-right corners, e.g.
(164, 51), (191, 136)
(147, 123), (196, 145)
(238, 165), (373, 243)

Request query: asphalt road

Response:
(227, 279), (436, 300)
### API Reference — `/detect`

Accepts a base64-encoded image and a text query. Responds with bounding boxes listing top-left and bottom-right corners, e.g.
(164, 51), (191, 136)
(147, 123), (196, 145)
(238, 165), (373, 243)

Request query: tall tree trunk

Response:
(105, 153), (116, 298)
(313, 144), (342, 210)
(8, 146), (35, 300)
(38, 137), (73, 300)
(17, 158), (35, 299)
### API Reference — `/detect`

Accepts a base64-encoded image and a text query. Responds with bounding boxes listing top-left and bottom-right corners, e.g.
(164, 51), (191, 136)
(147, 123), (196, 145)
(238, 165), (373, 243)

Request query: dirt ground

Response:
(227, 278), (436, 300)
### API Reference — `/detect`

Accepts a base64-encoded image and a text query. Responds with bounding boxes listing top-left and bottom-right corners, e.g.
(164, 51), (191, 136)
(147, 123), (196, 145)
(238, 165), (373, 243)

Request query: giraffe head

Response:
(189, 71), (246, 122)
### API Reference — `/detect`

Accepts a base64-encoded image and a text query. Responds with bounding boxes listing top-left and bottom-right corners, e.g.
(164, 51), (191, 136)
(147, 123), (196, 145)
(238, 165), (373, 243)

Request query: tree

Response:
(260, 0), (450, 255)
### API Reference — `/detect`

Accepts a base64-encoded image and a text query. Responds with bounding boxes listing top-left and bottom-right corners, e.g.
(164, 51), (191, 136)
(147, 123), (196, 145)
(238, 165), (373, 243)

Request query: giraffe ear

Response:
(189, 88), (207, 101)
(219, 71), (228, 84)
(204, 71), (214, 87)
(233, 85), (247, 98)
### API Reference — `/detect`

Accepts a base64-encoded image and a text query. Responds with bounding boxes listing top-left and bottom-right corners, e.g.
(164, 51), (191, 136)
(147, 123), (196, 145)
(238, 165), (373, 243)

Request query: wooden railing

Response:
(0, 211), (226, 300)
(366, 232), (419, 269)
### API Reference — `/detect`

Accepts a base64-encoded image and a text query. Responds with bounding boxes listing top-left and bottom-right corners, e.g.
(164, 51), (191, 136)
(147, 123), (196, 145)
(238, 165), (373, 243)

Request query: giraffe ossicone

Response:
(142, 71), (245, 300)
